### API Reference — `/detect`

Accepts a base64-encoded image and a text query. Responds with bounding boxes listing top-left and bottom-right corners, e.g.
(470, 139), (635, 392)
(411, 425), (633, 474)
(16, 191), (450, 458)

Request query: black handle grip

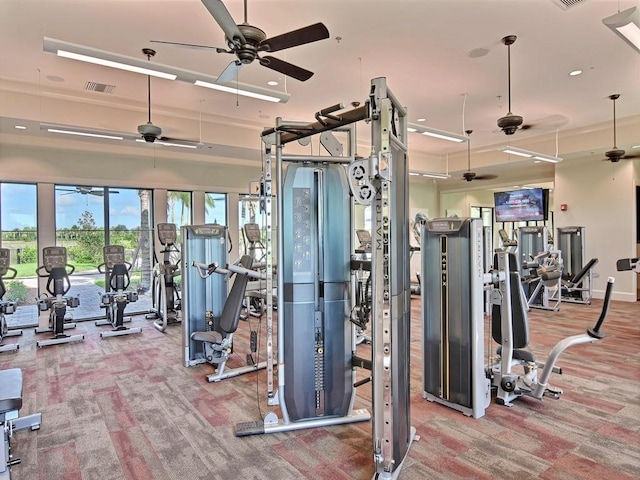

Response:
(588, 277), (614, 339)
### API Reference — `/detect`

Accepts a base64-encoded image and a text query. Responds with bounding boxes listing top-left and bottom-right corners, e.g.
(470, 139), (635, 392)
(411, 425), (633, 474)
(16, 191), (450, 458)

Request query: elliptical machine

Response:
(146, 223), (181, 332)
(35, 246), (84, 347)
(0, 248), (22, 353)
(95, 245), (142, 338)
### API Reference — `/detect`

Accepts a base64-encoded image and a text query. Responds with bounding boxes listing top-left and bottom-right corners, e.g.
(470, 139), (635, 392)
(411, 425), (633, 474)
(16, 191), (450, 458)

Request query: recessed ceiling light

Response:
(267, 80), (278, 86)
(569, 70), (583, 76)
(417, 118), (426, 122)
(534, 160), (542, 163)
(14, 125), (27, 130)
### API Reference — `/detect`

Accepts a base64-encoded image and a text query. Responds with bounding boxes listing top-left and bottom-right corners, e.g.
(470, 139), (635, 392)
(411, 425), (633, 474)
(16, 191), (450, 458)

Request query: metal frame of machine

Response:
(234, 78), (414, 480)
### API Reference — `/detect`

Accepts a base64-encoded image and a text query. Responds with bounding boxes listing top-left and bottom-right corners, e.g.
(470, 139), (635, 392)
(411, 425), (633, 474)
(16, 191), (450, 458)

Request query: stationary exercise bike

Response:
(35, 246), (84, 347)
(487, 251), (614, 406)
(96, 245), (142, 339)
(0, 249), (22, 353)
(146, 223), (181, 332)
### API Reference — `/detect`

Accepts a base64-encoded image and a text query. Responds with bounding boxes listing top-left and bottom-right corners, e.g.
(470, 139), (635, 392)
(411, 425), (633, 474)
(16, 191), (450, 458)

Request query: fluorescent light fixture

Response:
(602, 6), (640, 54)
(499, 146), (563, 163)
(632, 144), (640, 149)
(135, 139), (197, 149)
(407, 123), (468, 143)
(194, 80), (282, 103)
(47, 128), (123, 140)
(409, 170), (451, 179)
(14, 125), (27, 130)
(569, 70), (582, 76)
(44, 37), (177, 80)
(43, 37), (290, 103)
(57, 50), (177, 80)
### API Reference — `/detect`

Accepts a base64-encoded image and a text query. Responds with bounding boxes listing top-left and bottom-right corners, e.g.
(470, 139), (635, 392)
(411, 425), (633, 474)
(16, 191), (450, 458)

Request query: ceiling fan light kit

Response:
(602, 6), (640, 54)
(499, 146), (563, 163)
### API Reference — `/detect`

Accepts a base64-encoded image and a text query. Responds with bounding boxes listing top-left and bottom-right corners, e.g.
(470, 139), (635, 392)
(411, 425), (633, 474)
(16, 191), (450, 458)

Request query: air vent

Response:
(84, 81), (116, 94)
(551, 0), (587, 10)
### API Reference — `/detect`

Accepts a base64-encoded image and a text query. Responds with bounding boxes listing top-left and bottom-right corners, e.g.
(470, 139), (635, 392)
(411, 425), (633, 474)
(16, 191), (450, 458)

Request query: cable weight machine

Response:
(234, 78), (415, 480)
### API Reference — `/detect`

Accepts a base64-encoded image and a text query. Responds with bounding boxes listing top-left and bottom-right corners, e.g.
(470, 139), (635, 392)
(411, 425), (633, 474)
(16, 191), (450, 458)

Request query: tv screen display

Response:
(494, 188), (546, 222)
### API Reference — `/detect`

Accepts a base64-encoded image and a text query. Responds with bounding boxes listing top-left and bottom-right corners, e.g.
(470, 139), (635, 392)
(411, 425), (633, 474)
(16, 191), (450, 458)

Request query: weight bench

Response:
(561, 257), (598, 304)
(1, 369), (41, 479)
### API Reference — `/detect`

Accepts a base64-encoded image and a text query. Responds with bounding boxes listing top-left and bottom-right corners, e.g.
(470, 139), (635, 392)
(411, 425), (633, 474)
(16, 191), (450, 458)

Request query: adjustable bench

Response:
(1, 369), (42, 479)
(562, 257), (598, 304)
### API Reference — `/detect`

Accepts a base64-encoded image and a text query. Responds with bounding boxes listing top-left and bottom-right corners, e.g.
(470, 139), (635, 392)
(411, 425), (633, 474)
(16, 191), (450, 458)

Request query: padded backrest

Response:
(567, 257), (598, 286)
(47, 266), (71, 296)
(491, 252), (529, 349)
(219, 255), (254, 334)
(110, 263), (130, 291)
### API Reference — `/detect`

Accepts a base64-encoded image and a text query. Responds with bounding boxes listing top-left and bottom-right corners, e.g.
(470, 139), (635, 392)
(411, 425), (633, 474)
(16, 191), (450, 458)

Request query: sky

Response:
(1, 183), (228, 231)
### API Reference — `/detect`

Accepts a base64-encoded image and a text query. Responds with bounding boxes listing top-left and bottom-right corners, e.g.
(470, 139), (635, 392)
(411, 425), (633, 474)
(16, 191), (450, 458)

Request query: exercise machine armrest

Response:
(616, 258), (639, 272)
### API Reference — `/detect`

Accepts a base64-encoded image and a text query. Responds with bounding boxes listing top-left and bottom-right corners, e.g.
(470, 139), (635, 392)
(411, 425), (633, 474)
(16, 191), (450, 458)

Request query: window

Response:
(0, 183), (38, 328)
(204, 192), (227, 225)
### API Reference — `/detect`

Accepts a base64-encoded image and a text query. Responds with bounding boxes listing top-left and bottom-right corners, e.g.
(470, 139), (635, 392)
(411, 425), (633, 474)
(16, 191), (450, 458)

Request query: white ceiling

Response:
(1, 0), (639, 189)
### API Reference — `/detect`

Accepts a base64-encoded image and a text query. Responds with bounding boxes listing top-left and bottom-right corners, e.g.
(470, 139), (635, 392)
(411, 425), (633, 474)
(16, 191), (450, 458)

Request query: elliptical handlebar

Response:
(1, 266), (18, 280)
(37, 263), (75, 277)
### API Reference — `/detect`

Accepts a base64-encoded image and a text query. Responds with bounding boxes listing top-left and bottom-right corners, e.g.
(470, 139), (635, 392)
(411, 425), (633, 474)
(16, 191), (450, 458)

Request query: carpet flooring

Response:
(1, 296), (639, 480)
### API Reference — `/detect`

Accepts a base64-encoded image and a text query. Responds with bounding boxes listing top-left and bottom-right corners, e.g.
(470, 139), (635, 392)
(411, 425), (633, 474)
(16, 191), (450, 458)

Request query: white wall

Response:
(408, 179), (439, 282)
(555, 158), (637, 302)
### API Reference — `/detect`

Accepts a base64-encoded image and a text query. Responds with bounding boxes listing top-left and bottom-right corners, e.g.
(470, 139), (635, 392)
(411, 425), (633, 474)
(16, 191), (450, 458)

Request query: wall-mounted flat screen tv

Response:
(494, 188), (547, 222)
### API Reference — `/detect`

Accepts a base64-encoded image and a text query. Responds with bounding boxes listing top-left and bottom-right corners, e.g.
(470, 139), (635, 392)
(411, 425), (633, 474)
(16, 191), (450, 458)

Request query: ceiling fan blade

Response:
(260, 56), (313, 81)
(475, 174), (498, 180)
(216, 60), (243, 84)
(260, 22), (330, 52)
(201, 0), (246, 46)
(150, 39), (227, 53)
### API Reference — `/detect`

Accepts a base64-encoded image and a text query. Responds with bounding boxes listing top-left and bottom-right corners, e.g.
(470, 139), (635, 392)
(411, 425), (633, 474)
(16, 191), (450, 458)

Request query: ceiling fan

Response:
(151, 0), (329, 83)
(497, 35), (524, 136)
(57, 187), (119, 196)
(137, 49), (195, 145)
(603, 94), (640, 163)
(462, 130), (498, 182)
(138, 48), (165, 143)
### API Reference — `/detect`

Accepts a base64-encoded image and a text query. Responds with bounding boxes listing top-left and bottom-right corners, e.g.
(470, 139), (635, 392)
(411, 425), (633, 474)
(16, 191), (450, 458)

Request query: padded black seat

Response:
(191, 331), (220, 343)
(0, 368), (23, 413)
(496, 346), (536, 363)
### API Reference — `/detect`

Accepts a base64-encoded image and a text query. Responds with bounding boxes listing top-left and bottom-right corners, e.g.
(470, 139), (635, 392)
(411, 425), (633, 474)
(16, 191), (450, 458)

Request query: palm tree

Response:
(168, 191), (192, 226)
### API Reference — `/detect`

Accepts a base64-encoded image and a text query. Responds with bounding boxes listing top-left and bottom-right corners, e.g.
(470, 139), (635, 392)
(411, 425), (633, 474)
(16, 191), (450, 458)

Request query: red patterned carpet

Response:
(2, 295), (639, 480)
